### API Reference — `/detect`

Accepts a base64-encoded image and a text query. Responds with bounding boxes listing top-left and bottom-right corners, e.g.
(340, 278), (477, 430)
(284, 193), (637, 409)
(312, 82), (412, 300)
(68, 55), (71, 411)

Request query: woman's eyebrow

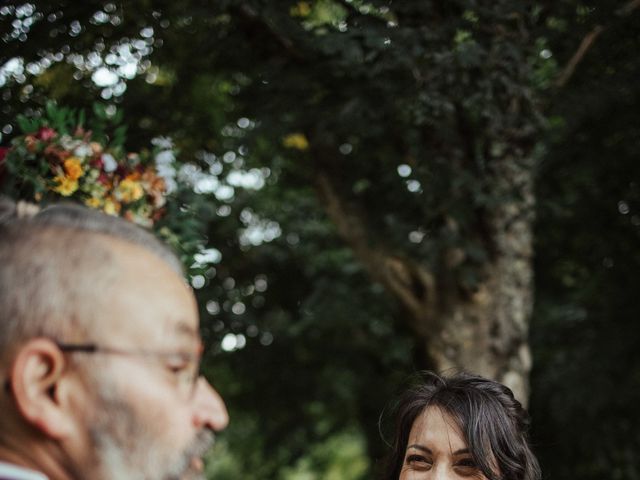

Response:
(406, 445), (470, 455)
(407, 444), (432, 454)
(453, 448), (470, 455)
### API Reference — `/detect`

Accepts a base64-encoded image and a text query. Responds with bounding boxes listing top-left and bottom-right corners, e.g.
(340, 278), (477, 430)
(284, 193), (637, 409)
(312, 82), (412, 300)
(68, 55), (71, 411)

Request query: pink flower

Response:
(36, 127), (57, 142)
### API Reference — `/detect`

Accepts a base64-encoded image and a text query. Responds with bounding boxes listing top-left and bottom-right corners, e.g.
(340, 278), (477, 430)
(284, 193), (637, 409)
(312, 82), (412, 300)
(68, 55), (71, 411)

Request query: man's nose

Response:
(191, 376), (229, 431)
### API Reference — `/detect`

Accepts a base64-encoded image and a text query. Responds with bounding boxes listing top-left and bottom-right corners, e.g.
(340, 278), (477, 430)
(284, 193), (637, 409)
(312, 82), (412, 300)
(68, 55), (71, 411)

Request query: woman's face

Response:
(399, 406), (488, 480)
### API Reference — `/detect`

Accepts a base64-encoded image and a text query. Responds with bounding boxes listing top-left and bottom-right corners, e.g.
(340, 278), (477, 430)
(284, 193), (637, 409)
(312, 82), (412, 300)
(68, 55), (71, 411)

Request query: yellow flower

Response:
(125, 209), (153, 228)
(282, 133), (309, 151)
(85, 197), (103, 209)
(63, 157), (84, 181)
(52, 175), (79, 196)
(290, 1), (311, 17)
(103, 198), (121, 216)
(115, 178), (145, 203)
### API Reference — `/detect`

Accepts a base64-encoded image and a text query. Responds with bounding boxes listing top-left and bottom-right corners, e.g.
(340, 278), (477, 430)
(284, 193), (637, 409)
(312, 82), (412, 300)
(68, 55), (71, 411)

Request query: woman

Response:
(384, 371), (541, 480)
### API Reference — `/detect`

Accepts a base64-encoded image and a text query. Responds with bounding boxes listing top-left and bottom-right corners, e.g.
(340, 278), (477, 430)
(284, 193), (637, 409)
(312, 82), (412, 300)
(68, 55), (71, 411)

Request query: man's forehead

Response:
(93, 238), (199, 346)
(102, 316), (200, 350)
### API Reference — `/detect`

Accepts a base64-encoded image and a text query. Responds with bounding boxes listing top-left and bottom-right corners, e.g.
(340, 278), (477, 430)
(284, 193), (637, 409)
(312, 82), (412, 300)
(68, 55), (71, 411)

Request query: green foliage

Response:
(531, 3), (640, 479)
(281, 431), (369, 480)
(205, 430), (368, 480)
(0, 1), (544, 476)
(8, 101), (125, 149)
(0, 101), (216, 261)
(4, 1), (639, 479)
(3, 102), (126, 198)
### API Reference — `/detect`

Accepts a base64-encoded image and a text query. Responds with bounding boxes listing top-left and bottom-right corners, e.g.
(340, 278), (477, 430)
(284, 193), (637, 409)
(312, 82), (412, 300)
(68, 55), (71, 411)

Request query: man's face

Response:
(68, 238), (227, 480)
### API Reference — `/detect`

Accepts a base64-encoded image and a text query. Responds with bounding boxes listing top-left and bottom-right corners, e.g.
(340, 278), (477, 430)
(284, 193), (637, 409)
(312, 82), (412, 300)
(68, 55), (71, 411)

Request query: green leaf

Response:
(16, 114), (38, 134)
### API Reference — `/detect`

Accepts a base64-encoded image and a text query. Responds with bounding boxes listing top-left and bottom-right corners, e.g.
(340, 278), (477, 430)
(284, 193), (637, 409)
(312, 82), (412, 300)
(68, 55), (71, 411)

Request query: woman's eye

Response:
(454, 458), (481, 477)
(405, 454), (431, 469)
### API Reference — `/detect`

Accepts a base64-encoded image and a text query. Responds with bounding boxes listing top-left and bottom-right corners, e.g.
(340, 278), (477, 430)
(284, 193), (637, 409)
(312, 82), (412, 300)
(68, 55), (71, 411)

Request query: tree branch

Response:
(315, 170), (437, 333)
(555, 25), (604, 88)
(617, 0), (640, 16)
(556, 0), (640, 87)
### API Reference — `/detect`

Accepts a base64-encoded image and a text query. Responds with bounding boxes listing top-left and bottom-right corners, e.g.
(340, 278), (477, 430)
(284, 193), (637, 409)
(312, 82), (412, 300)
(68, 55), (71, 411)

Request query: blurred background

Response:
(1, 1), (639, 478)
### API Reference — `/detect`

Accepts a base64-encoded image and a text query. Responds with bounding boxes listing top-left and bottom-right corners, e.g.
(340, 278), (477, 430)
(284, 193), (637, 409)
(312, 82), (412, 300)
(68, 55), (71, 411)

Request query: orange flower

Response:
(126, 171), (142, 181)
(63, 157), (84, 181)
(24, 135), (38, 153)
(142, 169), (167, 207)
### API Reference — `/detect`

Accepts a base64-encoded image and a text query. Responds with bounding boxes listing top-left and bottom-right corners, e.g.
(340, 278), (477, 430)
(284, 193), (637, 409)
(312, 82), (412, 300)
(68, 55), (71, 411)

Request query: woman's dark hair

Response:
(384, 371), (541, 480)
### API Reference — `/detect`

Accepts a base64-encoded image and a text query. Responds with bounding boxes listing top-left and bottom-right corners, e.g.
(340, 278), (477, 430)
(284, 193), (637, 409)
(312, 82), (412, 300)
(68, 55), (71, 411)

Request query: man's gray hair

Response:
(0, 197), (183, 355)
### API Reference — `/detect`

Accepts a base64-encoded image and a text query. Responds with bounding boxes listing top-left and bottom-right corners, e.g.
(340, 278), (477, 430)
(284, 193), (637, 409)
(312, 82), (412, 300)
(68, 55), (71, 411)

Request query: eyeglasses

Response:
(56, 341), (204, 400)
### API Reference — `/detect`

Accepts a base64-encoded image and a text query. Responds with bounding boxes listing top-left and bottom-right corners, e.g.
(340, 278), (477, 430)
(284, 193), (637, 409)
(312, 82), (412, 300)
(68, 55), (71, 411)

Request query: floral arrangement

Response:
(0, 103), (170, 227)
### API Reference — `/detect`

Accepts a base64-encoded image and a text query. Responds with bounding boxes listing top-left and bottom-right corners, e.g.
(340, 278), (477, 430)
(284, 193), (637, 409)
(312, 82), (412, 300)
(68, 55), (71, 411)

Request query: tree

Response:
(214, 1), (543, 402)
(0, 1), (549, 476)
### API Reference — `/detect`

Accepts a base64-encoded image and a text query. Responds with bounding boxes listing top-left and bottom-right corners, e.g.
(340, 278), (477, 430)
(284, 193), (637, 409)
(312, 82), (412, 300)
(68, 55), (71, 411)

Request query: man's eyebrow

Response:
(406, 444), (432, 454)
(175, 321), (199, 338)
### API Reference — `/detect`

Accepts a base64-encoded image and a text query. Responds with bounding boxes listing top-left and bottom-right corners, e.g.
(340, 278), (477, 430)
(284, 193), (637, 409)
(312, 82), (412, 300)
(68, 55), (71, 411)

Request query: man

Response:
(0, 199), (229, 480)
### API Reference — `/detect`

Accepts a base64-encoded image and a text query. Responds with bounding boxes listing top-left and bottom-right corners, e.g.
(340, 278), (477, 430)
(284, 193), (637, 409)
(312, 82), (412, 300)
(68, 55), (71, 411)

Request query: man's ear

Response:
(9, 338), (75, 439)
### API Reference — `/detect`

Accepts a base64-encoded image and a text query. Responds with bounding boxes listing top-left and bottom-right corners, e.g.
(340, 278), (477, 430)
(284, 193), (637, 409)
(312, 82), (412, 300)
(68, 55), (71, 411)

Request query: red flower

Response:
(115, 165), (129, 178)
(97, 172), (110, 185)
(0, 146), (9, 187)
(90, 157), (105, 170)
(36, 127), (57, 141)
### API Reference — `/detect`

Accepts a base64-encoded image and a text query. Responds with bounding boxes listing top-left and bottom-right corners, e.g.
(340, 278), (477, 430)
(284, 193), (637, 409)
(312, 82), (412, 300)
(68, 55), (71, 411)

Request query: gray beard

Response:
(88, 390), (215, 480)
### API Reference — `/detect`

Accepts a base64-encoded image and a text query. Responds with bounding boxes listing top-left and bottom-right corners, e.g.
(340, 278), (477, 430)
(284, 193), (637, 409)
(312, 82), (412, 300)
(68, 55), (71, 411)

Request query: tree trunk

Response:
(420, 155), (535, 403)
(316, 150), (535, 403)
(422, 260), (533, 403)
